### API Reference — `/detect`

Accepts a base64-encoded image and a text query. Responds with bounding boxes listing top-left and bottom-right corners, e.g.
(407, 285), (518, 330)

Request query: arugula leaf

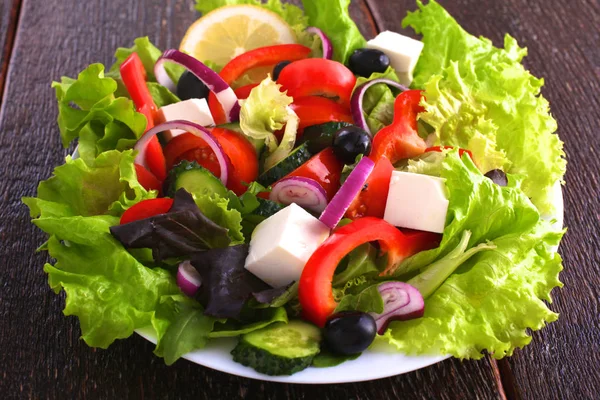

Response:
(110, 189), (231, 261)
(209, 307), (287, 338)
(403, 0), (566, 213)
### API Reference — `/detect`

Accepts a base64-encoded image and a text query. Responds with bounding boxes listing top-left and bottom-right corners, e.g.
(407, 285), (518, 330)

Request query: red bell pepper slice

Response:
(120, 198), (174, 225)
(299, 217), (440, 327)
(208, 44), (312, 124)
(370, 90), (427, 164)
(120, 53), (167, 181)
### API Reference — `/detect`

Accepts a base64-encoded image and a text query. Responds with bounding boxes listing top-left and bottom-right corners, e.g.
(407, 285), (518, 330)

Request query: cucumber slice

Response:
(253, 198), (285, 219)
(300, 121), (353, 154)
(257, 144), (312, 186)
(231, 320), (322, 376)
(165, 160), (227, 198)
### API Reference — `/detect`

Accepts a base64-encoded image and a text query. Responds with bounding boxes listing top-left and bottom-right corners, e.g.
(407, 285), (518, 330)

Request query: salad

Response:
(24, 0), (566, 376)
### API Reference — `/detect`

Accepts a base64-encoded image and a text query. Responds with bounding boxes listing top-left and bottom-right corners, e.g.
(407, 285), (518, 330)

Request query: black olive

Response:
(177, 70), (209, 101)
(323, 311), (377, 355)
(272, 60), (291, 81)
(484, 169), (508, 186)
(333, 126), (372, 164)
(348, 48), (390, 78)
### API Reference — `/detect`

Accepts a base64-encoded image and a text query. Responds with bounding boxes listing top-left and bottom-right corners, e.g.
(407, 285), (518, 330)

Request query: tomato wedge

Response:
(290, 96), (354, 134)
(287, 148), (343, 200)
(345, 156), (394, 219)
(209, 44), (311, 124)
(277, 59), (357, 109)
(370, 90), (427, 165)
(163, 128), (258, 195)
(120, 198), (174, 225)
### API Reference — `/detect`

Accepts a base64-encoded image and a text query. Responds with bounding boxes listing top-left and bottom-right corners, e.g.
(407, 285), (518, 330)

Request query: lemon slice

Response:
(180, 5), (296, 68)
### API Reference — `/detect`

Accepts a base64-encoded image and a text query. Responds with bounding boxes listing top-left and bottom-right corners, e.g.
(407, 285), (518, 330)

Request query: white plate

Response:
(135, 182), (564, 383)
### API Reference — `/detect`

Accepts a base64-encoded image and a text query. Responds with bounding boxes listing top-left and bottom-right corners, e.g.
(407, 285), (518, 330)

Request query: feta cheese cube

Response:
(244, 203), (330, 288)
(157, 98), (215, 141)
(383, 171), (449, 233)
(366, 31), (424, 86)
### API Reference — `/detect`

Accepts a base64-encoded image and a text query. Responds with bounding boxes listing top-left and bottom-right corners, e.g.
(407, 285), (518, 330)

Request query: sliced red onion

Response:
(351, 79), (409, 135)
(134, 119), (231, 185)
(270, 177), (328, 213)
(370, 281), (424, 335)
(319, 156), (375, 229)
(306, 26), (333, 59)
(155, 49), (240, 122)
(177, 260), (202, 297)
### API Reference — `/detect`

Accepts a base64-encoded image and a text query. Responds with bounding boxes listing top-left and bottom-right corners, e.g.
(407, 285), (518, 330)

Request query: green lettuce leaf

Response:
(23, 150), (155, 218)
(385, 151), (564, 359)
(209, 307), (287, 337)
(194, 192), (245, 245)
(52, 64), (147, 162)
(301, 0), (367, 63)
(403, 0), (566, 213)
(353, 67), (401, 133)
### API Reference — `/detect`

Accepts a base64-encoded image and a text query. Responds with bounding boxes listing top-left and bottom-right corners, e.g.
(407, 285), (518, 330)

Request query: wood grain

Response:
(367, 0), (600, 398)
(1, 0), (597, 399)
(0, 0), (21, 103)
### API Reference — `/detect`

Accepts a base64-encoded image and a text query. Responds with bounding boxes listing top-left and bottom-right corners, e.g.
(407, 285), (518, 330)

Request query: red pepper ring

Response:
(299, 217), (427, 327)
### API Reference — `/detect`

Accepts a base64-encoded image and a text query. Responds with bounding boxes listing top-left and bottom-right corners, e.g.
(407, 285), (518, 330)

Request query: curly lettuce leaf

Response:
(403, 0), (566, 213)
(52, 64), (147, 162)
(385, 151), (564, 359)
(23, 150), (154, 218)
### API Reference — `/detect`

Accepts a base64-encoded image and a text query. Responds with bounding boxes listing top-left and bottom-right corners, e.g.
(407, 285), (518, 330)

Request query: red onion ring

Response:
(306, 26), (333, 59)
(270, 176), (328, 213)
(351, 78), (409, 135)
(177, 260), (202, 297)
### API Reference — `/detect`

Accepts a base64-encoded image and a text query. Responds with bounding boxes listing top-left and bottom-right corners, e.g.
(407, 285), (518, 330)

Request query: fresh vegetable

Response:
(189, 245), (269, 318)
(290, 96), (354, 134)
(286, 148), (344, 200)
(231, 320), (321, 376)
(332, 126), (372, 165)
(299, 217), (436, 327)
(110, 189), (231, 261)
(350, 77), (407, 135)
(277, 58), (357, 108)
(135, 120), (232, 185)
(319, 157), (375, 229)
(345, 156), (393, 220)
(258, 144), (313, 186)
(120, 53), (168, 181)
(239, 76), (300, 170)
(164, 132), (222, 173)
(155, 49), (240, 122)
(370, 90), (427, 164)
(176, 70), (210, 100)
(269, 177), (328, 213)
(164, 161), (228, 198)
(349, 48), (391, 78)
(134, 164), (163, 194)
(272, 60), (291, 81)
(119, 198), (174, 225)
(300, 121), (353, 155)
(404, 0), (565, 213)
(484, 169), (508, 186)
(369, 282), (424, 335)
(306, 26), (333, 59)
(425, 146), (473, 160)
(323, 311), (377, 355)
(209, 44), (312, 124)
(177, 260), (203, 297)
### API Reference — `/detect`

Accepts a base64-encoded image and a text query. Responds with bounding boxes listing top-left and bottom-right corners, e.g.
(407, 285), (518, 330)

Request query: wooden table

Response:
(0, 0), (598, 398)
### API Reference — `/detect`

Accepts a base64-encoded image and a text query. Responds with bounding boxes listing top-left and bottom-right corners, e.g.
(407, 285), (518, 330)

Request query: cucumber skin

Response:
(253, 198), (284, 219)
(231, 340), (315, 376)
(164, 160), (227, 198)
(300, 121), (353, 155)
(257, 144), (312, 186)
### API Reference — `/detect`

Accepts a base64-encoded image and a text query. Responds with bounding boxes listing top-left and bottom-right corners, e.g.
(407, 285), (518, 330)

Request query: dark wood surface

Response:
(0, 0), (598, 399)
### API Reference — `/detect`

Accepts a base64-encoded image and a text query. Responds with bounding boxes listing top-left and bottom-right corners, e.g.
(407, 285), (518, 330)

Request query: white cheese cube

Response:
(383, 171), (449, 233)
(244, 203), (330, 288)
(157, 98), (215, 141)
(366, 31), (424, 86)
